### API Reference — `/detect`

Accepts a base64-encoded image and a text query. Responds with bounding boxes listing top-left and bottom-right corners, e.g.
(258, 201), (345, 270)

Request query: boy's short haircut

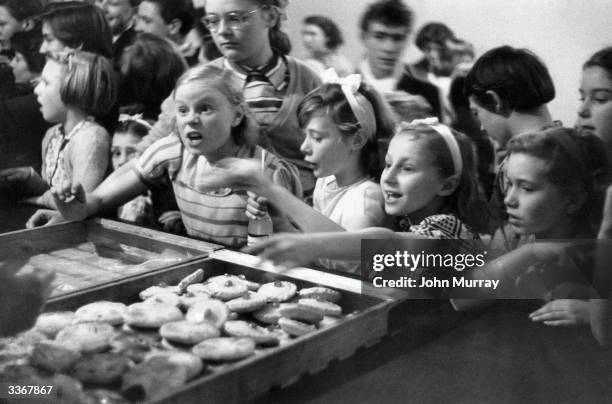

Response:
(146, 0), (194, 37)
(464, 45), (555, 112)
(359, 0), (413, 33)
(59, 52), (117, 119)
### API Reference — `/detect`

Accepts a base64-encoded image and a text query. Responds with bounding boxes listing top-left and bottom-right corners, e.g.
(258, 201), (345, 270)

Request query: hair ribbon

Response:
(407, 117), (463, 176)
(322, 68), (377, 141)
(119, 113), (153, 131)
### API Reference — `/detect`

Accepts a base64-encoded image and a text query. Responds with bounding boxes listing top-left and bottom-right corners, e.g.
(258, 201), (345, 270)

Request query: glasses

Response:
(201, 7), (260, 32)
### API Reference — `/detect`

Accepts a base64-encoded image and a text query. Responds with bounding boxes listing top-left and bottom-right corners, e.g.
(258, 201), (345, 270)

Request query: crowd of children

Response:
(1, 0), (612, 343)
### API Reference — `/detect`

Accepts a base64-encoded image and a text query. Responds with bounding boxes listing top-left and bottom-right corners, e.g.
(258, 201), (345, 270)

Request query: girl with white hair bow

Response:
(196, 69), (397, 273)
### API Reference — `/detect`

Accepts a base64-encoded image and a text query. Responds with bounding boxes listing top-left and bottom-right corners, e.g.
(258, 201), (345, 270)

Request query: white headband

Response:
(321, 68), (377, 141)
(119, 113), (153, 131)
(404, 117), (463, 176)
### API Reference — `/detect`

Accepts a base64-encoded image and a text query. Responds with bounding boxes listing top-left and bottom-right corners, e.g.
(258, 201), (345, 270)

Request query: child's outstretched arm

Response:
(450, 241), (576, 311)
(197, 158), (345, 233)
(52, 169), (147, 221)
(243, 227), (425, 268)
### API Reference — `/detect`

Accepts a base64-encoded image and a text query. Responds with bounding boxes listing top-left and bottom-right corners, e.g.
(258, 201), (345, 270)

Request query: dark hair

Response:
(118, 32), (187, 120)
(55, 51), (117, 119)
(39, 1), (113, 58)
(174, 64), (259, 146)
(464, 45), (555, 113)
(415, 22), (454, 51)
(450, 75), (495, 198)
(251, 0), (291, 54)
(584, 46), (612, 77)
(395, 123), (493, 234)
(10, 30), (45, 75)
(0, 0), (46, 22)
(507, 127), (608, 237)
(359, 0), (413, 33)
(144, 0), (194, 37)
(297, 82), (397, 181)
(114, 118), (150, 139)
(303, 15), (343, 51)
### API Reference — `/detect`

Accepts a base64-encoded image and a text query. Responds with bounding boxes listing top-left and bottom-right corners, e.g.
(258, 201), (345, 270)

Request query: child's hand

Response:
(529, 299), (590, 326)
(26, 209), (67, 228)
(158, 211), (185, 235)
(51, 181), (88, 221)
(246, 191), (269, 220)
(195, 158), (267, 194)
(242, 233), (317, 269)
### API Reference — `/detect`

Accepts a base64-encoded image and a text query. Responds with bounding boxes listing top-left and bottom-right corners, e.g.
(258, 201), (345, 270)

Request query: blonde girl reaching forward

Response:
(52, 65), (301, 248)
(193, 69), (397, 272)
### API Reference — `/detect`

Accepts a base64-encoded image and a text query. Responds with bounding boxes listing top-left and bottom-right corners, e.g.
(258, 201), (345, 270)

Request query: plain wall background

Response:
(283, 0), (612, 126)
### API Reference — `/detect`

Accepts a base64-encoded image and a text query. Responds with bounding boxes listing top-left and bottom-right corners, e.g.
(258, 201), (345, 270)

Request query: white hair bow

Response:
(118, 113), (153, 131)
(321, 68), (377, 140)
(402, 117), (463, 176)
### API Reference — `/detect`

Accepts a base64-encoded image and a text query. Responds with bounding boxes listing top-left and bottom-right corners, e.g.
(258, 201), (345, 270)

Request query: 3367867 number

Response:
(1, 384), (56, 398)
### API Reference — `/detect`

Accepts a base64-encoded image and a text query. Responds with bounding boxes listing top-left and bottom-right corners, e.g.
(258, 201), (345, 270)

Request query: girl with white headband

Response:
(239, 117), (492, 271)
(195, 69), (396, 273)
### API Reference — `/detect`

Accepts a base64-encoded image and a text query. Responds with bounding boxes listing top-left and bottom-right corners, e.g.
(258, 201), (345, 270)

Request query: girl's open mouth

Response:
(384, 191), (402, 202)
(185, 132), (204, 146)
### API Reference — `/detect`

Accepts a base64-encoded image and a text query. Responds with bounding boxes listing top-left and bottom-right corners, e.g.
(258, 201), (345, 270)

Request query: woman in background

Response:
(301, 15), (353, 77)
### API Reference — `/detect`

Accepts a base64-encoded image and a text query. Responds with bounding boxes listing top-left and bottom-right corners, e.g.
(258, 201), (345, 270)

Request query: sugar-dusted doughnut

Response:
(223, 320), (279, 346)
(34, 311), (76, 338)
(159, 321), (220, 345)
(298, 298), (342, 317)
(278, 317), (316, 337)
(191, 337), (255, 361)
(298, 286), (341, 303)
(226, 291), (267, 313)
(108, 331), (160, 363)
(185, 300), (229, 328)
(29, 341), (81, 373)
(179, 291), (212, 310)
(139, 284), (180, 300)
(71, 353), (131, 385)
(143, 292), (181, 308)
(203, 277), (249, 301)
(75, 301), (126, 325)
(123, 302), (183, 329)
(252, 301), (284, 325)
(55, 322), (115, 353)
(258, 280), (297, 302)
(278, 303), (324, 324)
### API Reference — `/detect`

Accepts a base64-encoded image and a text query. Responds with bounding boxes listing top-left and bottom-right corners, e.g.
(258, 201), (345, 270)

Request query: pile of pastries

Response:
(0, 269), (345, 403)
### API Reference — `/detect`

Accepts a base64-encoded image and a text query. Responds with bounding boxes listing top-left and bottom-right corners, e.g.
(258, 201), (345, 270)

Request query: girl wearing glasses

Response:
(51, 65), (302, 248)
(144, 0), (321, 198)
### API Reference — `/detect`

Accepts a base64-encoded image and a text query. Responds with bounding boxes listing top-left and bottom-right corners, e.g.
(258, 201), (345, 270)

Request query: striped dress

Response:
(135, 134), (301, 248)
